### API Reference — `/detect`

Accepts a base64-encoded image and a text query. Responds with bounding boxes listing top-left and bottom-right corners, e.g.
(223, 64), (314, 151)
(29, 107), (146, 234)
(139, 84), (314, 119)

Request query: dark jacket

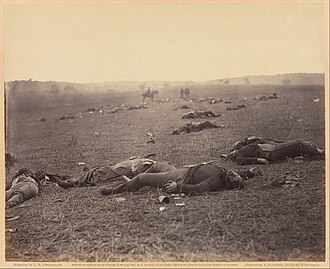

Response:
(229, 144), (266, 165)
(175, 164), (235, 194)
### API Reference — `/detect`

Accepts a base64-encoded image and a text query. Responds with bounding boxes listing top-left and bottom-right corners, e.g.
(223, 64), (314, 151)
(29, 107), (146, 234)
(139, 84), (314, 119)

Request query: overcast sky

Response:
(3, 2), (327, 83)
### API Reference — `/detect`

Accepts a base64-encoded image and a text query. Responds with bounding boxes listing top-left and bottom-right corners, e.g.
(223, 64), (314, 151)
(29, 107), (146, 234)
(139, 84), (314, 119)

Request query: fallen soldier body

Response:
(226, 139), (324, 165)
(100, 163), (262, 195)
(125, 105), (149, 110)
(257, 93), (278, 101)
(57, 156), (176, 189)
(181, 110), (221, 119)
(209, 98), (223, 104)
(226, 104), (246, 111)
(172, 120), (222, 135)
(5, 168), (41, 208)
(230, 136), (285, 151)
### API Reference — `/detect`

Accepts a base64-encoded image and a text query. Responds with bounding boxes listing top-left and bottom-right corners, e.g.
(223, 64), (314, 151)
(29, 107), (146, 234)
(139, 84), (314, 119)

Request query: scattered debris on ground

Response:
(146, 132), (155, 143)
(56, 115), (76, 120)
(271, 172), (307, 188)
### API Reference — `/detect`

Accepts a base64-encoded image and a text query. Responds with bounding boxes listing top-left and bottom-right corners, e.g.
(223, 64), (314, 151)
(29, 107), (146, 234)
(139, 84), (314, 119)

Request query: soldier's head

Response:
(225, 170), (244, 190)
(231, 136), (261, 151)
(13, 168), (34, 179)
(231, 139), (249, 151)
(172, 126), (185, 135)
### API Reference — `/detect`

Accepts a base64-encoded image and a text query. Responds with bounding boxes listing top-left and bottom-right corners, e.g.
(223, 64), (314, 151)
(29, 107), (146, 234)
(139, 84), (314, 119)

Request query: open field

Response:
(4, 84), (326, 262)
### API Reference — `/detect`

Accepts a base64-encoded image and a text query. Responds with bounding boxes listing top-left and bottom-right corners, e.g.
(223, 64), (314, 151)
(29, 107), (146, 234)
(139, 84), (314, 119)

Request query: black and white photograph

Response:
(1, 0), (329, 268)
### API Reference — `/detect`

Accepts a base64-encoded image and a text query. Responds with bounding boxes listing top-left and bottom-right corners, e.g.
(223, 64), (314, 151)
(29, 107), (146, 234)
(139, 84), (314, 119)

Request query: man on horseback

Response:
(142, 87), (158, 102)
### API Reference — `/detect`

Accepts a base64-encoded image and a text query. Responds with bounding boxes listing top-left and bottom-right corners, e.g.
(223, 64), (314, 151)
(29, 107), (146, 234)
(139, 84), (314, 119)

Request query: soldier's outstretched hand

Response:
(249, 167), (263, 176)
(164, 181), (177, 192)
(257, 158), (269, 164)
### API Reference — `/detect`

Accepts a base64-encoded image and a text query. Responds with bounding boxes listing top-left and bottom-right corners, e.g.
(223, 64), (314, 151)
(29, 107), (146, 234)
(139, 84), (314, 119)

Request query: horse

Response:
(142, 88), (158, 102)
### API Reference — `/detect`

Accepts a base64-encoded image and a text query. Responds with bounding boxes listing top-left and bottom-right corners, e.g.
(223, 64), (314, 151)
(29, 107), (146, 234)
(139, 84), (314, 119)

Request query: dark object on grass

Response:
(260, 93), (278, 101)
(230, 136), (285, 151)
(109, 107), (122, 113)
(85, 107), (98, 112)
(158, 195), (170, 204)
(172, 121), (222, 135)
(271, 179), (286, 187)
(255, 93), (278, 101)
(226, 104), (246, 111)
(172, 105), (191, 110)
(57, 115), (76, 120)
(144, 153), (156, 158)
(180, 105), (190, 109)
(126, 105), (149, 110)
(182, 111), (221, 119)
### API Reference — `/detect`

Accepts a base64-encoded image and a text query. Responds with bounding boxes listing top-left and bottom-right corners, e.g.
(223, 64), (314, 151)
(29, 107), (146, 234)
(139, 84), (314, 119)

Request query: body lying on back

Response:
(230, 136), (285, 151)
(100, 163), (261, 195)
(228, 139), (324, 165)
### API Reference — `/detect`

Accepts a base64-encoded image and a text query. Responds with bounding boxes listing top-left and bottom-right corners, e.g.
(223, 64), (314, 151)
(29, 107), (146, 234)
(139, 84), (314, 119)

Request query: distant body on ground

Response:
(172, 121), (222, 135)
(181, 110), (221, 119)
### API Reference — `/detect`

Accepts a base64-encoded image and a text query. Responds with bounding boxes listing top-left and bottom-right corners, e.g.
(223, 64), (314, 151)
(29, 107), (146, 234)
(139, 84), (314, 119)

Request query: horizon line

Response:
(4, 72), (325, 85)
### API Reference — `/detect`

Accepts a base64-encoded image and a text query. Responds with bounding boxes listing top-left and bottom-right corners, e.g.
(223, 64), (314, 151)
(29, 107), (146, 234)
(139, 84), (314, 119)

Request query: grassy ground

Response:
(5, 84), (325, 262)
